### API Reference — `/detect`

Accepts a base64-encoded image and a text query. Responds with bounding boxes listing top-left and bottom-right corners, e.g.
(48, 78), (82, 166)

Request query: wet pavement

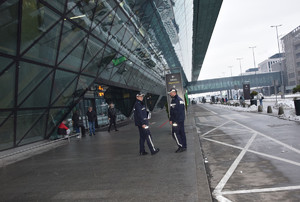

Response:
(195, 103), (300, 201)
(1, 103), (299, 201)
(0, 108), (211, 202)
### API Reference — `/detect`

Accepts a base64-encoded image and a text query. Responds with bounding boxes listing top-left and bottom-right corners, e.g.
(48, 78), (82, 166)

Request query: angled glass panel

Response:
(58, 20), (87, 65)
(51, 70), (77, 103)
(52, 77), (77, 107)
(91, 1), (112, 31)
(43, 0), (66, 14)
(0, 0), (18, 55)
(18, 62), (52, 105)
(22, 20), (62, 65)
(21, 2), (61, 54)
(86, 45), (115, 75)
(0, 113), (14, 150)
(0, 56), (14, 73)
(59, 38), (87, 72)
(0, 64), (15, 108)
(81, 48), (104, 76)
(81, 36), (105, 74)
(92, 6), (118, 41)
(76, 75), (94, 91)
(19, 71), (53, 108)
(66, 1), (97, 31)
(16, 109), (46, 145)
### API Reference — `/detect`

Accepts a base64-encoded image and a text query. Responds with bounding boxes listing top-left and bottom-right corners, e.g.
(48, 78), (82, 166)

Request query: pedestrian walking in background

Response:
(134, 93), (159, 156)
(86, 106), (97, 136)
(257, 92), (264, 106)
(239, 95), (245, 105)
(72, 110), (85, 137)
(169, 88), (187, 153)
(108, 103), (118, 132)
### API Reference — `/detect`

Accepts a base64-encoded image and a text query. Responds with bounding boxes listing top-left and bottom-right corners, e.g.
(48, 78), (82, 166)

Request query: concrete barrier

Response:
(278, 106), (284, 115)
(258, 105), (263, 112)
(267, 106), (273, 113)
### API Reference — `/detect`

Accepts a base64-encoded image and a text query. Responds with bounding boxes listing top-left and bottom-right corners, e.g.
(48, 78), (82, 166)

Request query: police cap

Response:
(136, 92), (145, 97)
(168, 88), (177, 94)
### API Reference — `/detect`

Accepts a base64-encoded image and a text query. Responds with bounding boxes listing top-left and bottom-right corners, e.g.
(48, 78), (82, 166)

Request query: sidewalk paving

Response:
(0, 107), (211, 202)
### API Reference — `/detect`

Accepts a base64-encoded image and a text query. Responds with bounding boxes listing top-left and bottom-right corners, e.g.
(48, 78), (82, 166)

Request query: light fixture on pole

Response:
(249, 46), (257, 74)
(271, 24), (285, 97)
(236, 58), (243, 76)
(228, 66), (233, 77)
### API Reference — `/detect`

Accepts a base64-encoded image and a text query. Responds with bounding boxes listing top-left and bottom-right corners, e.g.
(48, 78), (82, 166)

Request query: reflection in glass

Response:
(18, 62), (51, 105)
(16, 110), (46, 145)
(19, 71), (52, 108)
(23, 21), (61, 65)
(52, 78), (76, 107)
(0, 65), (15, 108)
(0, 113), (14, 150)
(21, 3), (60, 54)
(0, 56), (13, 73)
(0, 0), (18, 55)
(51, 70), (76, 103)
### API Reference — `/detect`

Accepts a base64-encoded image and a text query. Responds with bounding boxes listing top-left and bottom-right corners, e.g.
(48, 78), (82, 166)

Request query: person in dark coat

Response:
(86, 107), (97, 136)
(72, 110), (85, 137)
(108, 103), (118, 132)
(168, 88), (187, 153)
(134, 93), (159, 156)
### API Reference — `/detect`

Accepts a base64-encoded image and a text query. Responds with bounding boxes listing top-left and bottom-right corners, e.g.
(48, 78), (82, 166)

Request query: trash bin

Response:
(294, 99), (300, 116)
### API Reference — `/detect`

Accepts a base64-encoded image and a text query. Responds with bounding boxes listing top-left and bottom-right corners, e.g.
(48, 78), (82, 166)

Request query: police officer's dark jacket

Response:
(170, 94), (185, 123)
(134, 100), (149, 127)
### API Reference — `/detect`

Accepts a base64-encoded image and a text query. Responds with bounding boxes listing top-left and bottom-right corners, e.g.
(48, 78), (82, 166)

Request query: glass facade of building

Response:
(0, 0), (183, 150)
(0, 0), (222, 150)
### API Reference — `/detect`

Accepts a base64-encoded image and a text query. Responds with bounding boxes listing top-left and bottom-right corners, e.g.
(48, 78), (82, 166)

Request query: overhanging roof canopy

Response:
(192, 0), (223, 81)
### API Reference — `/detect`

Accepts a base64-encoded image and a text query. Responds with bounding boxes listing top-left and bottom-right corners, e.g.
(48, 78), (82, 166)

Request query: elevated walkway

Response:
(187, 72), (281, 94)
(0, 106), (211, 201)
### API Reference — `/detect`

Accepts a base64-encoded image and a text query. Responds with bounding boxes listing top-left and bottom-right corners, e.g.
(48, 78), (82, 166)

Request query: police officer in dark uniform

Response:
(168, 88), (187, 153)
(134, 93), (159, 156)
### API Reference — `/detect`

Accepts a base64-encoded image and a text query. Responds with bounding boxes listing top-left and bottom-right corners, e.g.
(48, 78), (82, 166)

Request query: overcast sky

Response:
(198, 0), (300, 80)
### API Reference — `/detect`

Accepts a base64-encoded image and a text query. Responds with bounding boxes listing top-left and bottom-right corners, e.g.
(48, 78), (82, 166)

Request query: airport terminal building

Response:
(0, 0), (222, 150)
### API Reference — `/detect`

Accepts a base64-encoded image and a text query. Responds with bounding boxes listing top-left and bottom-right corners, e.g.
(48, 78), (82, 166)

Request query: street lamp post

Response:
(249, 46), (257, 74)
(271, 24), (285, 98)
(237, 58), (243, 76)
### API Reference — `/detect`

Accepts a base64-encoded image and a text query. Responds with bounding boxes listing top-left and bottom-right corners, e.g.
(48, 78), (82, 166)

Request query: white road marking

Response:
(212, 133), (257, 198)
(203, 137), (300, 167)
(222, 185), (300, 195)
(197, 105), (300, 201)
(233, 120), (300, 155)
(201, 121), (232, 137)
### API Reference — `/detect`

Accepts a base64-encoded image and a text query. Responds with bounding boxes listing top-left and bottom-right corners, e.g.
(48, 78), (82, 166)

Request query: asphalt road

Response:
(195, 103), (300, 202)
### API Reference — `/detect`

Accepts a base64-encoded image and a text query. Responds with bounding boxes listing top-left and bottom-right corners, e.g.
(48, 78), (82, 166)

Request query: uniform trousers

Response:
(138, 126), (156, 153)
(172, 121), (187, 148)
